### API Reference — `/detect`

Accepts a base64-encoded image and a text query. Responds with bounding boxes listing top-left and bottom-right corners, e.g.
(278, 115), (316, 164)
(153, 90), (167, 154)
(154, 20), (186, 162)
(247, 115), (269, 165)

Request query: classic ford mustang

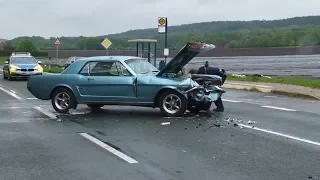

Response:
(27, 42), (225, 117)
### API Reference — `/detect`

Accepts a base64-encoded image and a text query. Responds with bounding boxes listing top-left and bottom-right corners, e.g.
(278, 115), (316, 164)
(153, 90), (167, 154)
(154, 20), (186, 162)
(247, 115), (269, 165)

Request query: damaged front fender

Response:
(176, 77), (225, 103)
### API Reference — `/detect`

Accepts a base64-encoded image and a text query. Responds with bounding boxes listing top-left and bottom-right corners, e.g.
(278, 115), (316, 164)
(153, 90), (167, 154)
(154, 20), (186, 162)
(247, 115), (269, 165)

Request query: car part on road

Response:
(51, 87), (78, 113)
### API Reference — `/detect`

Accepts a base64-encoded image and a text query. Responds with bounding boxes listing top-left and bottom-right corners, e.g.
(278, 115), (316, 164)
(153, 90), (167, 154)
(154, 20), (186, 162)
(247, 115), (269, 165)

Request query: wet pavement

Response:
(0, 75), (320, 180)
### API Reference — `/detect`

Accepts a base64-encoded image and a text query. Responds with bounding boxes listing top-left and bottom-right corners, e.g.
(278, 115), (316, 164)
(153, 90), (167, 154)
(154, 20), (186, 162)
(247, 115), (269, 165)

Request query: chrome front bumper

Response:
(11, 70), (42, 77)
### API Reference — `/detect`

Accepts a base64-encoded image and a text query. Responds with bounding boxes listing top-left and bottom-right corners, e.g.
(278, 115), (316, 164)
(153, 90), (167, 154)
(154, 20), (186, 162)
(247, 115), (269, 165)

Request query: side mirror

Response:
(4, 60), (8, 64)
(37, 60), (42, 64)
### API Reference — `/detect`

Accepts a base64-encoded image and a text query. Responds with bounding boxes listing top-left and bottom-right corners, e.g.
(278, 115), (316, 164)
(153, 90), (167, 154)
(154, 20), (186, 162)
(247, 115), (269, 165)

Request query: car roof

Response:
(78, 56), (141, 62)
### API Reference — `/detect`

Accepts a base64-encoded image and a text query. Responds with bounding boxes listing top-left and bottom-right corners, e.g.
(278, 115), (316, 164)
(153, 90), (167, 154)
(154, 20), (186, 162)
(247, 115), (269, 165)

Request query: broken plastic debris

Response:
(247, 120), (256, 125)
(160, 122), (171, 126)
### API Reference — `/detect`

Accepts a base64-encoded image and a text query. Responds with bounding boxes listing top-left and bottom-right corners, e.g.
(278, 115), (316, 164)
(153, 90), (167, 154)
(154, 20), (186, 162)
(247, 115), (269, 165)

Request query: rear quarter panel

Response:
(27, 74), (82, 100)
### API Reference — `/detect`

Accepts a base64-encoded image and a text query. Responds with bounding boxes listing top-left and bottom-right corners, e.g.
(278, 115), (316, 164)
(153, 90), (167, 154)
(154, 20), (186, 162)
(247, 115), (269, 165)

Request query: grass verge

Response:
(43, 66), (64, 73)
(228, 76), (320, 89)
(243, 86), (319, 100)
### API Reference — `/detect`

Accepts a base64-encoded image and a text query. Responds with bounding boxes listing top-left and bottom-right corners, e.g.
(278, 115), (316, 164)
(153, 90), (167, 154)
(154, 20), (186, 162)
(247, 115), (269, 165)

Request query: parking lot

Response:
(0, 73), (320, 180)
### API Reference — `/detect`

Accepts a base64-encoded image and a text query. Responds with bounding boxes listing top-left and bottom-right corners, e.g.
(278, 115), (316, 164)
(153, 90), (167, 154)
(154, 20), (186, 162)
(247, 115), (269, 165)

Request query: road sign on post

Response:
(53, 37), (62, 59)
(158, 17), (168, 62)
(101, 38), (112, 55)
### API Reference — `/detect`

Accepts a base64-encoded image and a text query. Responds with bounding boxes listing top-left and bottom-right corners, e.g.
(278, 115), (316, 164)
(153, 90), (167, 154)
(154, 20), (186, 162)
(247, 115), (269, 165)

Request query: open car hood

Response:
(156, 42), (215, 76)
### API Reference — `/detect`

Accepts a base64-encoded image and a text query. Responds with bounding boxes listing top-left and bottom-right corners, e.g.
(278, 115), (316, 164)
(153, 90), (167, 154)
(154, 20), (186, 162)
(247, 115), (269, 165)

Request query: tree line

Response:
(2, 15), (320, 51)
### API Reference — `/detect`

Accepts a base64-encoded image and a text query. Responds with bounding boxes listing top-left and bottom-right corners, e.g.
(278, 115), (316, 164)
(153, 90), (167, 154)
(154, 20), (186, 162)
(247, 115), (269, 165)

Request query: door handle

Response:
(87, 77), (94, 81)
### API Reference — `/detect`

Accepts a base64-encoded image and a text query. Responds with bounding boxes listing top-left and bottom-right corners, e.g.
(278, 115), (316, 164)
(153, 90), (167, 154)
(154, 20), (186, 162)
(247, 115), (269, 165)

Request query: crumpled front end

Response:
(176, 76), (225, 104)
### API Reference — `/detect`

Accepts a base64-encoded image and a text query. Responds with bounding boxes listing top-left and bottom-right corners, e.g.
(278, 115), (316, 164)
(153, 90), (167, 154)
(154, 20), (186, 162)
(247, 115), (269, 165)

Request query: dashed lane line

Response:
(79, 133), (139, 164)
(33, 106), (58, 119)
(0, 86), (23, 100)
(238, 124), (320, 147)
(26, 97), (38, 100)
(261, 105), (297, 112)
(222, 98), (242, 103)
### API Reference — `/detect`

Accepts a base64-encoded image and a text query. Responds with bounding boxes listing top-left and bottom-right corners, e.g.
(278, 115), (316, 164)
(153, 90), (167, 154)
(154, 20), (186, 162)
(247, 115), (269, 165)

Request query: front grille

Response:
(20, 69), (34, 72)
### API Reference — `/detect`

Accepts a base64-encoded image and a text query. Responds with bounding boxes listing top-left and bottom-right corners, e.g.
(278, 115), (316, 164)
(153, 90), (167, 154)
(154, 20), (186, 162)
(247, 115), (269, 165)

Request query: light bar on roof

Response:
(11, 52), (31, 56)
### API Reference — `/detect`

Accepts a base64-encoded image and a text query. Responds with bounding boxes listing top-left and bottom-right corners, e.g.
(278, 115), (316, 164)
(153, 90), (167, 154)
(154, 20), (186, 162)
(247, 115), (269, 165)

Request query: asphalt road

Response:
(0, 72), (320, 179)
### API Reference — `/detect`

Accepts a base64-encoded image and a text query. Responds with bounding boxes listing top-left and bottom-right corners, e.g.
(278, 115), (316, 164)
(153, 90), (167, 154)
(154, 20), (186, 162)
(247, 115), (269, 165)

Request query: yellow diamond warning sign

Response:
(101, 38), (112, 49)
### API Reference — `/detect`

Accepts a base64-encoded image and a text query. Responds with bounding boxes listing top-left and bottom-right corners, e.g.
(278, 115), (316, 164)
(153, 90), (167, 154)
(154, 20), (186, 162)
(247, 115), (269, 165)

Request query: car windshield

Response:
(11, 57), (37, 64)
(125, 58), (159, 74)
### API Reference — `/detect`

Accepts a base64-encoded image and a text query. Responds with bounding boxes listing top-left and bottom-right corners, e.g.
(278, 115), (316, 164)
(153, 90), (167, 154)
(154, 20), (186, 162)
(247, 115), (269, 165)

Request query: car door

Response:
(77, 61), (136, 103)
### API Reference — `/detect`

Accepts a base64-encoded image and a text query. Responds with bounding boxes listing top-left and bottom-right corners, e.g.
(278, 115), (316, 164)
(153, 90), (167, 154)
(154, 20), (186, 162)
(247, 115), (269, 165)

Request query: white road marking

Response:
(222, 99), (242, 103)
(0, 86), (23, 100)
(238, 124), (320, 147)
(79, 133), (139, 164)
(26, 97), (38, 100)
(261, 105), (297, 112)
(33, 106), (57, 119)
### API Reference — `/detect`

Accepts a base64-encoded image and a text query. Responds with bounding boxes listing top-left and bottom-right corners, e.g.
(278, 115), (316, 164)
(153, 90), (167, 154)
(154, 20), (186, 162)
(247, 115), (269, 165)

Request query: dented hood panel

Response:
(157, 42), (215, 76)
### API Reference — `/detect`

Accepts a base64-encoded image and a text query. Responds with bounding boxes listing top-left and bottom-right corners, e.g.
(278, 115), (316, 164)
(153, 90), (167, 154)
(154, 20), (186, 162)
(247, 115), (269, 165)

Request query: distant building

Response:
(0, 40), (6, 50)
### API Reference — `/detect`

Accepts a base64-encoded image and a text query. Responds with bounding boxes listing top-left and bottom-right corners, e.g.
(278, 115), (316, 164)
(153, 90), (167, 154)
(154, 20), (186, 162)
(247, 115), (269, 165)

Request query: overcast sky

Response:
(0, 0), (319, 39)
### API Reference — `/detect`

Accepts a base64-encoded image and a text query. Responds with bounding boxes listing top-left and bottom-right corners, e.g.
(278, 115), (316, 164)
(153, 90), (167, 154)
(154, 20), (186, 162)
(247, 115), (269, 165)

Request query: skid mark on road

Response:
(261, 105), (297, 112)
(0, 86), (23, 100)
(238, 124), (320, 147)
(79, 133), (139, 164)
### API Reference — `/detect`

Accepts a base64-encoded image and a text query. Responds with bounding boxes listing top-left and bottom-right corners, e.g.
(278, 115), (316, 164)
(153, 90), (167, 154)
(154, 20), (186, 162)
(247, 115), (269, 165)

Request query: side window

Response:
(79, 61), (131, 76)
(79, 62), (98, 76)
(110, 62), (131, 76)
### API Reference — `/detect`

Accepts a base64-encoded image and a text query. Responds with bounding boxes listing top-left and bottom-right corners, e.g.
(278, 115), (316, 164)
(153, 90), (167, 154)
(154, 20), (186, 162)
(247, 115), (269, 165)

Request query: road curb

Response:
(222, 82), (320, 100)
(223, 82), (272, 93)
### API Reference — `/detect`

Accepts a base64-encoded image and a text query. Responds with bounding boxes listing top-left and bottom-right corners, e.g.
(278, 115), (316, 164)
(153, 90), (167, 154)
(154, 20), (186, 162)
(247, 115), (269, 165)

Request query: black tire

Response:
(51, 87), (78, 113)
(200, 102), (212, 111)
(158, 90), (188, 117)
(87, 104), (104, 109)
(188, 102), (212, 114)
(3, 71), (7, 79)
(7, 71), (13, 81)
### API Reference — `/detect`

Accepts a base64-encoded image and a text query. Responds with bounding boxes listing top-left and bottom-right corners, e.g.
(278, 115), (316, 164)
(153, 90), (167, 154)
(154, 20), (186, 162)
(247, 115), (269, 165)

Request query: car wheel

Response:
(7, 71), (14, 81)
(51, 87), (78, 113)
(159, 90), (187, 117)
(87, 104), (104, 109)
(3, 71), (7, 79)
(187, 106), (200, 114)
(200, 102), (212, 111)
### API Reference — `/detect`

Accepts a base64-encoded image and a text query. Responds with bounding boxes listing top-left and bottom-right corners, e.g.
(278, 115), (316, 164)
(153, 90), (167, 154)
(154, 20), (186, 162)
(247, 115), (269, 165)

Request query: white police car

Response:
(2, 52), (43, 80)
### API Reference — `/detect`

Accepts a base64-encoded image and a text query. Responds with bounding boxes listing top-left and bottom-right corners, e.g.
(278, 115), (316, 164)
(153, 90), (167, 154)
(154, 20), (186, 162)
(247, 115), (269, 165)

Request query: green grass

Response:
(43, 66), (64, 73)
(228, 76), (320, 89)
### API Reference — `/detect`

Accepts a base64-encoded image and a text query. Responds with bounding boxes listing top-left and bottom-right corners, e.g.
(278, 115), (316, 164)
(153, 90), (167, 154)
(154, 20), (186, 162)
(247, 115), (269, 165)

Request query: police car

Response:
(2, 52), (43, 80)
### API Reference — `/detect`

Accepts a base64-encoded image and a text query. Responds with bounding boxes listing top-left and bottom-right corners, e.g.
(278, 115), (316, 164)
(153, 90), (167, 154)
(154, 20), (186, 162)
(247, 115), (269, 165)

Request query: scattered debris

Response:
(247, 120), (256, 125)
(160, 122), (171, 126)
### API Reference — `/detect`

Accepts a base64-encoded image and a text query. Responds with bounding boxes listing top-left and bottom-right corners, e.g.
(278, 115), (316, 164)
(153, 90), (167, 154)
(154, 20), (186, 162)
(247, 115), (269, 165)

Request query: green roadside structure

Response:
(128, 39), (158, 67)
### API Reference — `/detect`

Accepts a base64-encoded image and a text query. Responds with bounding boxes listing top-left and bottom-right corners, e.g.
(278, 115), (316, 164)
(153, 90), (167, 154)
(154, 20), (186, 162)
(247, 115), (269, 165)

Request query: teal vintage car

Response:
(27, 42), (225, 117)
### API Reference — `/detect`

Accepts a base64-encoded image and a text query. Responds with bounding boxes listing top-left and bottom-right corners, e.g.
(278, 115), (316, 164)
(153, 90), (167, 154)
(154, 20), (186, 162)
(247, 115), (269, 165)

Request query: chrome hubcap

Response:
(54, 92), (70, 110)
(163, 94), (181, 114)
